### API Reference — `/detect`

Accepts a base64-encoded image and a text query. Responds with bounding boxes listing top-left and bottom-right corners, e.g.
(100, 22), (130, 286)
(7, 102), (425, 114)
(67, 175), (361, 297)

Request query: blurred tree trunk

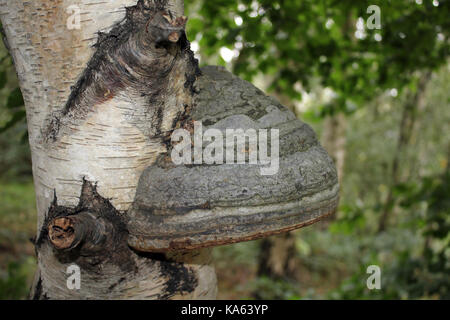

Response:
(0, 0), (217, 299)
(378, 72), (431, 232)
(257, 233), (298, 280)
(320, 113), (347, 224)
(322, 114), (347, 185)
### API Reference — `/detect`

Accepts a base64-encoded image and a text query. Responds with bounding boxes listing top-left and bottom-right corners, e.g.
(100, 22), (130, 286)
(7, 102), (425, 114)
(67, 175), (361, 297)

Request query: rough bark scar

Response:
(134, 252), (198, 299)
(48, 217), (75, 250)
(35, 177), (199, 298)
(36, 178), (136, 273)
(160, 261), (198, 299)
(43, 0), (200, 143)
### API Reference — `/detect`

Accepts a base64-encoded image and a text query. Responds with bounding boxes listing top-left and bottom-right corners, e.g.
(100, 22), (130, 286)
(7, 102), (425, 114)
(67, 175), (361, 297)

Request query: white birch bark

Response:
(0, 0), (217, 300)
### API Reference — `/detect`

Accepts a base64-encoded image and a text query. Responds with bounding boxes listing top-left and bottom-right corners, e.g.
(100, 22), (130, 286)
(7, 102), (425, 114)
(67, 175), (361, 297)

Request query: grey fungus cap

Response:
(127, 66), (339, 252)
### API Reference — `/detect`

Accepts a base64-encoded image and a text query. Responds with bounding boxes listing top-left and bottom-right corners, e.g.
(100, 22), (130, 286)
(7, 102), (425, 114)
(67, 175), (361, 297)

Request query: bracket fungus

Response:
(39, 1), (338, 256)
(127, 66), (340, 252)
(3, 0), (339, 300)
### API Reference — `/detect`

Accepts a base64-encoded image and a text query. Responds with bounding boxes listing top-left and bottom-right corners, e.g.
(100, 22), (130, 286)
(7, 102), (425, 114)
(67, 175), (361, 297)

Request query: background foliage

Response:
(0, 0), (449, 299)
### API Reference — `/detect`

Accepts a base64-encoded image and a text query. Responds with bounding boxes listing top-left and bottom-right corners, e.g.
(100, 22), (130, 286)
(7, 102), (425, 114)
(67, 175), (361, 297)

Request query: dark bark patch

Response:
(159, 260), (198, 299)
(183, 35), (202, 95)
(43, 0), (200, 142)
(36, 179), (137, 274)
(129, 249), (198, 298)
(108, 276), (127, 291)
(31, 276), (42, 300)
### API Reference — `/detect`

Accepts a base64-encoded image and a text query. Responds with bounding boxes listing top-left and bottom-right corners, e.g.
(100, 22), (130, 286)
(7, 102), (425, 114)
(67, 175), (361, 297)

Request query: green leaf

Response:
(7, 87), (24, 109)
(0, 71), (6, 90)
(0, 110), (26, 133)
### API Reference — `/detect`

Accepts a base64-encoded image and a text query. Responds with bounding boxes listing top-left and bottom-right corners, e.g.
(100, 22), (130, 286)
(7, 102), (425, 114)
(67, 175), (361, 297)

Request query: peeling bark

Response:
(1, 0), (216, 300)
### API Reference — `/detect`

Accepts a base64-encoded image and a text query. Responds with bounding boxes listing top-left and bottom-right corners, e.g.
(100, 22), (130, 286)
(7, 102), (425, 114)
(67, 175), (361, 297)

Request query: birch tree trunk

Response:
(0, 0), (217, 299)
